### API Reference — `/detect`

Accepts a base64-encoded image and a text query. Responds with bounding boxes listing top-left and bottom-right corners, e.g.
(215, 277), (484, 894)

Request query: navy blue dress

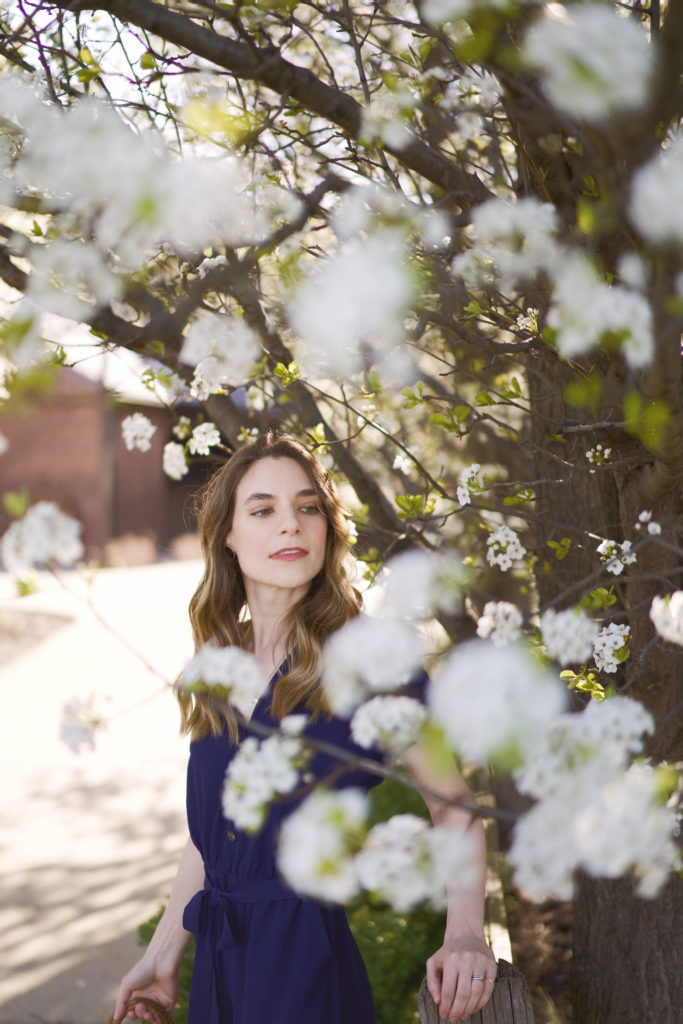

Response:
(182, 665), (387, 1024)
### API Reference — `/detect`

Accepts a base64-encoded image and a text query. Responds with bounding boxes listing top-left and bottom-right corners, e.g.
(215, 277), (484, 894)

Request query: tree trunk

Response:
(572, 874), (682, 1024)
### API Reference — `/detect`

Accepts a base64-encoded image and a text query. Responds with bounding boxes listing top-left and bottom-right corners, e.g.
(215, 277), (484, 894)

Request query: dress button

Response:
(226, 830), (237, 842)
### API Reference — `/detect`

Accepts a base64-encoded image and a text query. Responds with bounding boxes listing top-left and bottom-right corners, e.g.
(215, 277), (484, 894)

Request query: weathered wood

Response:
(418, 960), (534, 1024)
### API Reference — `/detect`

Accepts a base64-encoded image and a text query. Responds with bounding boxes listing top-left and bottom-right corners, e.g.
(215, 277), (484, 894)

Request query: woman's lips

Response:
(270, 548), (308, 560)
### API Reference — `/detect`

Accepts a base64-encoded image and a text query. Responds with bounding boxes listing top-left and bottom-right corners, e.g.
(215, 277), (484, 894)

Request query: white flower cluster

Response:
(360, 86), (415, 150)
(511, 698), (676, 899)
(350, 696), (427, 757)
(486, 524), (526, 572)
(181, 643), (265, 716)
(593, 623), (630, 674)
(162, 441), (189, 481)
(548, 253), (653, 368)
(540, 607), (599, 665)
(515, 308), (539, 334)
(121, 412), (157, 453)
(428, 639), (565, 767)
(441, 67), (503, 113)
(452, 197), (558, 292)
(650, 592), (683, 646)
(457, 463), (481, 506)
(288, 231), (414, 382)
(179, 312), (260, 389)
(321, 616), (424, 716)
(0, 78), (255, 270)
(586, 443), (612, 466)
(635, 510), (661, 536)
(188, 422), (221, 456)
(597, 538), (637, 576)
(26, 238), (121, 324)
(1, 501), (83, 574)
(223, 729), (307, 833)
(476, 601), (523, 647)
(630, 132), (683, 246)
(355, 815), (477, 912)
(173, 416), (192, 440)
(277, 788), (368, 904)
(379, 548), (466, 620)
(59, 693), (109, 754)
(523, 3), (653, 122)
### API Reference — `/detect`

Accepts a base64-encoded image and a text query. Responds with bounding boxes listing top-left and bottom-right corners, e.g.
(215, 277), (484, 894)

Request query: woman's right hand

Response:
(112, 954), (178, 1022)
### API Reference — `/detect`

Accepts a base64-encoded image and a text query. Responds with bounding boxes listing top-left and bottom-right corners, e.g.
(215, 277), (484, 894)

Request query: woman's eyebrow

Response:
(243, 488), (317, 503)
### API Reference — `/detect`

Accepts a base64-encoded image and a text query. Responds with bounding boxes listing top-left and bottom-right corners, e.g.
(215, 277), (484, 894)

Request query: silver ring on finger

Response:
(472, 974), (484, 982)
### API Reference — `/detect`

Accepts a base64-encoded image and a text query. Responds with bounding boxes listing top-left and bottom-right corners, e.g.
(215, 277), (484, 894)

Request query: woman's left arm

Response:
(402, 739), (497, 1023)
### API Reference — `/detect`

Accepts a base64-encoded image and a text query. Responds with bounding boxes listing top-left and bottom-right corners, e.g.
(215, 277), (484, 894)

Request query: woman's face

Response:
(226, 456), (328, 598)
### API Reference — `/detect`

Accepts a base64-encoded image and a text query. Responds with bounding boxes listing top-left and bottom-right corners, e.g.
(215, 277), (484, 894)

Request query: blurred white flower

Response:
(428, 639), (565, 767)
(180, 312), (260, 387)
(476, 601), (523, 647)
(486, 524), (526, 572)
(379, 548), (465, 620)
(1, 501), (83, 574)
(540, 607), (599, 665)
(360, 87), (414, 150)
(650, 592), (683, 646)
(597, 538), (637, 576)
(188, 422), (221, 456)
(355, 815), (477, 912)
(322, 616), (424, 716)
(0, 432), (8, 456)
(288, 231), (414, 380)
(162, 441), (189, 480)
(593, 623), (630, 674)
(26, 239), (121, 321)
(351, 696), (427, 756)
(630, 133), (683, 246)
(452, 197), (558, 292)
(59, 693), (109, 754)
(121, 412), (157, 453)
(223, 730), (307, 832)
(277, 788), (368, 904)
(181, 642), (265, 716)
(523, 3), (653, 122)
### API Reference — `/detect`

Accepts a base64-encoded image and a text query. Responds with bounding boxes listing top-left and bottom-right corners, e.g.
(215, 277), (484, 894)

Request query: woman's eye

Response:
(301, 505), (321, 515)
(252, 507), (272, 517)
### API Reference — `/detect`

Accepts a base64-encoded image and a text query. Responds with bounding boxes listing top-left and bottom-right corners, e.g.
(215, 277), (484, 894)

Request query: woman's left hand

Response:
(425, 931), (497, 1023)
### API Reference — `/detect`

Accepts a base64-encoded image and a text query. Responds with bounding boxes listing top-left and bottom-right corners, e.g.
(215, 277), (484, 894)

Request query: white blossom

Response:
(597, 538), (637, 576)
(452, 197), (558, 292)
(393, 451), (415, 475)
(181, 642), (265, 716)
(523, 4), (653, 122)
(197, 254), (228, 278)
(486, 524), (526, 572)
(121, 412), (157, 453)
(321, 616), (424, 716)
(351, 696), (427, 756)
(540, 607), (599, 665)
(516, 307), (538, 334)
(379, 549), (465, 620)
(0, 432), (8, 456)
(180, 312), (260, 387)
(223, 730), (307, 832)
(635, 510), (662, 536)
(586, 443), (611, 466)
(1, 501), (83, 574)
(189, 368), (213, 402)
(59, 693), (108, 754)
(548, 252), (654, 368)
(456, 111), (483, 141)
(173, 416), (192, 440)
(360, 87), (415, 150)
(593, 623), (630, 674)
(277, 788), (368, 904)
(162, 441), (189, 481)
(457, 463), (480, 507)
(188, 421), (221, 456)
(650, 592), (683, 646)
(288, 231), (414, 380)
(476, 601), (523, 647)
(630, 133), (683, 246)
(26, 239), (121, 321)
(355, 815), (477, 912)
(428, 639), (565, 767)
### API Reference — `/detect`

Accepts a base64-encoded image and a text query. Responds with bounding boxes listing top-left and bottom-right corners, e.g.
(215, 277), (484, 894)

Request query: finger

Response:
(425, 956), (442, 1006)
(439, 970), (460, 1021)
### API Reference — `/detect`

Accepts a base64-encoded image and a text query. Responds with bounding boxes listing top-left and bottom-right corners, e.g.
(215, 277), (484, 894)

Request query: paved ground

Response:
(0, 561), (203, 1023)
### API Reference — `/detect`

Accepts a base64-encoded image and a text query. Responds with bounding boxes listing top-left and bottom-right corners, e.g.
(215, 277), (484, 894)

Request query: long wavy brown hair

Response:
(178, 431), (362, 742)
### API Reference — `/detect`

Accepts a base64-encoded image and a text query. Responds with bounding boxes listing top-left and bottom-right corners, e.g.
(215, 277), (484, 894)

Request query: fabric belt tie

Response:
(182, 873), (298, 1023)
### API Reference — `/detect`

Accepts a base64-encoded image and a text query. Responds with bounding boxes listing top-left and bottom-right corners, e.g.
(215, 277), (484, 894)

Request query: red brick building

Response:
(0, 366), (206, 562)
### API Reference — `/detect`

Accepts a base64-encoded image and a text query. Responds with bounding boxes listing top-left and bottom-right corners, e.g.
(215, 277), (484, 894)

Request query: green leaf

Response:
(3, 488), (30, 519)
(546, 536), (571, 560)
(564, 374), (602, 412)
(475, 391), (495, 407)
(273, 361), (300, 387)
(140, 51), (156, 70)
(504, 488), (534, 507)
(579, 586), (617, 612)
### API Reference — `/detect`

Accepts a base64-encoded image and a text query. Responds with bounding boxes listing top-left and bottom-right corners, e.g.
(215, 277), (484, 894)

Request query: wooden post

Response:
(418, 960), (534, 1024)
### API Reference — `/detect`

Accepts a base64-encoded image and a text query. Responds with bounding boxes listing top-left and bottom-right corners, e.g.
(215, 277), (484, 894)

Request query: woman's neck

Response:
(245, 580), (303, 678)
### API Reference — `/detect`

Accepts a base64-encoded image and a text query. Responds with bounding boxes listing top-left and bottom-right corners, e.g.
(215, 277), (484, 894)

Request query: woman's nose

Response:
(279, 508), (301, 532)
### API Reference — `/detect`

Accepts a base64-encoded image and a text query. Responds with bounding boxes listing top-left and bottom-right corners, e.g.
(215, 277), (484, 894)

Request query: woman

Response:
(113, 431), (496, 1024)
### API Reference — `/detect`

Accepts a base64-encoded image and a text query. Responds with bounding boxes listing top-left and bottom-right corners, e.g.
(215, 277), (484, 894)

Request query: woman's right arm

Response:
(112, 835), (204, 1022)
